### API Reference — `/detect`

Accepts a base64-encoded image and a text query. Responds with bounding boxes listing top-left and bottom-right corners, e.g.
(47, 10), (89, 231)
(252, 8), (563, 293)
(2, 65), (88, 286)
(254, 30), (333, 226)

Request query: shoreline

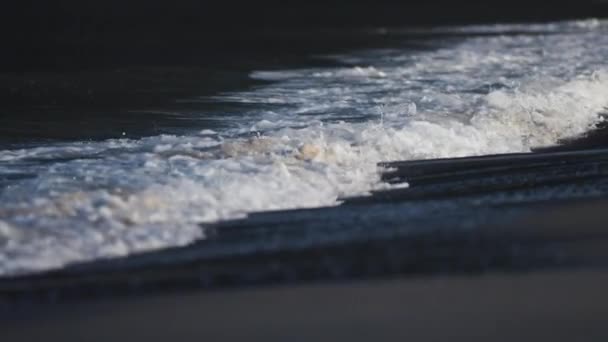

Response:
(2, 11), (608, 339)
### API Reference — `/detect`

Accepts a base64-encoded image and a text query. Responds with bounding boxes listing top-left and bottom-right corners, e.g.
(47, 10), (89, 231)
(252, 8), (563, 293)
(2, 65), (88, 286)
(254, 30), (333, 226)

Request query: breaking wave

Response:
(1, 19), (607, 275)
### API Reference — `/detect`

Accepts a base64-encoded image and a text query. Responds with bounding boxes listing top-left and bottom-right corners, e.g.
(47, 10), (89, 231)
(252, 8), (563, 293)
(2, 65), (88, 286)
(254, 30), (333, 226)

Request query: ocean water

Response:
(1, 19), (608, 276)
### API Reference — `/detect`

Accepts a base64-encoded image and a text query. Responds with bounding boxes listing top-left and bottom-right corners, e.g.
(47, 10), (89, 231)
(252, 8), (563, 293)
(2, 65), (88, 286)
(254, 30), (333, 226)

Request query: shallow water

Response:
(1, 19), (608, 276)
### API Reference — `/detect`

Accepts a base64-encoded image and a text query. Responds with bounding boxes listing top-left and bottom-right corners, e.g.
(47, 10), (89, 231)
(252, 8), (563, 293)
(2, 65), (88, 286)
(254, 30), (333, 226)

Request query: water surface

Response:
(1, 19), (608, 276)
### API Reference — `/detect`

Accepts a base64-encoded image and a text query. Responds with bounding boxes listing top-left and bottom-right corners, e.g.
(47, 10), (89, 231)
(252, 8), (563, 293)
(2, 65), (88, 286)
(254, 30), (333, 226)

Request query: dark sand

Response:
(3, 269), (608, 341)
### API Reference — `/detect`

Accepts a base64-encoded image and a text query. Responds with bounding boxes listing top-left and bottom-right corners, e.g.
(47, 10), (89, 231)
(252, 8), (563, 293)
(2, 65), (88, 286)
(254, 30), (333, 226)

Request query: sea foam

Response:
(0, 19), (607, 275)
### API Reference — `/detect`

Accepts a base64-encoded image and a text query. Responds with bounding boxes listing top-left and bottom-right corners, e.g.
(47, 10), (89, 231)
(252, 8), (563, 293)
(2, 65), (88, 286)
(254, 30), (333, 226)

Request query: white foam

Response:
(1, 20), (608, 275)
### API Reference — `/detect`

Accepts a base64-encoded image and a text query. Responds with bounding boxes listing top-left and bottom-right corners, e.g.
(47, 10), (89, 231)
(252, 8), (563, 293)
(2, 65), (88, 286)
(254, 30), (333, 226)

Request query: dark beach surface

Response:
(3, 1), (608, 340)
